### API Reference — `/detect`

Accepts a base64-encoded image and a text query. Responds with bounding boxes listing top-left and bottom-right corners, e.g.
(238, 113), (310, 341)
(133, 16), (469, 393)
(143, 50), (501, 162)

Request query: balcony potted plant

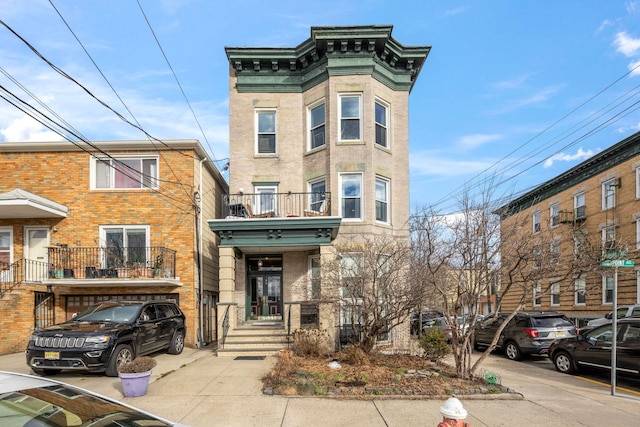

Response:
(117, 356), (157, 397)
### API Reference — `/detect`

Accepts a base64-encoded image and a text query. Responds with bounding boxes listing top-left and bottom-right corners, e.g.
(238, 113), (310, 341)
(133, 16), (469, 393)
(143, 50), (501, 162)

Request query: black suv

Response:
(473, 311), (576, 360)
(26, 300), (186, 376)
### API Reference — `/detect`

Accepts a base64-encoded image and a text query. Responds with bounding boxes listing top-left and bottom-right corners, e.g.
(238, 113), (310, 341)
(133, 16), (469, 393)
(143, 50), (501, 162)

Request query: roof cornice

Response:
(225, 25), (430, 93)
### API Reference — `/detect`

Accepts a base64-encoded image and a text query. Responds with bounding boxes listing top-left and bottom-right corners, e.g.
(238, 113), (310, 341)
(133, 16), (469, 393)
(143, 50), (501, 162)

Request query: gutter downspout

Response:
(197, 157), (206, 347)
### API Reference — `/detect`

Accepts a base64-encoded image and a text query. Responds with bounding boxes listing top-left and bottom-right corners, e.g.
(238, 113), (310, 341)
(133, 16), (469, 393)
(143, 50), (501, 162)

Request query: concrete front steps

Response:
(216, 321), (291, 357)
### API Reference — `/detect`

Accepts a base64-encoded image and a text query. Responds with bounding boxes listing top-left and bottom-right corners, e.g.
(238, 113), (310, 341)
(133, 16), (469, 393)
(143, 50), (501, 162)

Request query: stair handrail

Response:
(220, 305), (230, 349)
(1, 259), (50, 298)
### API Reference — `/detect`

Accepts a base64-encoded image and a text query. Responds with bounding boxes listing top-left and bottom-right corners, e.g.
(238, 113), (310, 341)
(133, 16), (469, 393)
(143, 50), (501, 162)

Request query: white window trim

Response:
(308, 255), (321, 300)
(99, 225), (151, 247)
(603, 275), (614, 305)
(574, 192), (586, 220)
(255, 109), (277, 155)
(550, 282), (560, 307)
(90, 155), (159, 190)
(533, 282), (541, 307)
(636, 167), (640, 200)
(339, 172), (363, 221)
(532, 211), (541, 234)
(375, 176), (390, 224)
(0, 227), (13, 265)
(602, 178), (617, 210)
(549, 203), (559, 228)
(253, 185), (278, 216)
(374, 98), (390, 149)
(307, 177), (326, 213)
(338, 93), (362, 142)
(637, 218), (640, 250)
(307, 100), (325, 151)
(574, 278), (586, 306)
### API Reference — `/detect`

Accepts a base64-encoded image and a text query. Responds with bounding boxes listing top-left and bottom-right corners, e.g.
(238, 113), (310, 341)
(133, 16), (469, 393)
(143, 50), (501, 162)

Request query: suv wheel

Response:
(504, 341), (522, 361)
(168, 330), (185, 355)
(106, 344), (134, 377)
(553, 351), (576, 374)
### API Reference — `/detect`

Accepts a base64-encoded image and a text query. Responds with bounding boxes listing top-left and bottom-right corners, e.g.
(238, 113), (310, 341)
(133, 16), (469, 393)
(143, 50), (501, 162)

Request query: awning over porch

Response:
(207, 216), (341, 252)
(0, 188), (68, 219)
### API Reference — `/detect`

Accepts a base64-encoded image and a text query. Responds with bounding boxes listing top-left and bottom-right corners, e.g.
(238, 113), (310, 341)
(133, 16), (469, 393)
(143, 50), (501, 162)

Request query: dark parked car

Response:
(0, 371), (186, 426)
(26, 300), (186, 377)
(410, 310), (444, 335)
(548, 317), (640, 376)
(473, 311), (577, 361)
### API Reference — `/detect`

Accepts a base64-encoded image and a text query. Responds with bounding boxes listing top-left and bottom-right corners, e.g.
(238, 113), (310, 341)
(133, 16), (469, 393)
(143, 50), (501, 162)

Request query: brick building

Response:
(498, 131), (640, 326)
(0, 139), (227, 355)
(208, 25), (430, 354)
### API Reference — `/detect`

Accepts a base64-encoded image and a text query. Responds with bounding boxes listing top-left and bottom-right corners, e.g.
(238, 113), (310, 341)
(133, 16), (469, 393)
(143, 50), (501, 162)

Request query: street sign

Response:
(600, 259), (635, 267)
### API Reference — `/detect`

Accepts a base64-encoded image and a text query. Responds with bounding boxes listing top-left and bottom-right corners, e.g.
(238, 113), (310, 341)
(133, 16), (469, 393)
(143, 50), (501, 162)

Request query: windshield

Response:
(532, 316), (574, 328)
(0, 383), (173, 427)
(73, 303), (141, 323)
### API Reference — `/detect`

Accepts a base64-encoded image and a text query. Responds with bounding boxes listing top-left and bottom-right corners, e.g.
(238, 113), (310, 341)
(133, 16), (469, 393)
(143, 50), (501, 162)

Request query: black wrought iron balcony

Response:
(222, 192), (331, 219)
(47, 246), (176, 279)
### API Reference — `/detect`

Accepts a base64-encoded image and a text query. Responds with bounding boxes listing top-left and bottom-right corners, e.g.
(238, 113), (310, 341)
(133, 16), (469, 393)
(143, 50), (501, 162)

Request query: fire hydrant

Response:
(437, 396), (470, 427)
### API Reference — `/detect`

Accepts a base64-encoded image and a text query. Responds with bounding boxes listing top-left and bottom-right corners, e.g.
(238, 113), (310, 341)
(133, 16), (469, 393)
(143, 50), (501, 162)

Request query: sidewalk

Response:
(2, 349), (640, 426)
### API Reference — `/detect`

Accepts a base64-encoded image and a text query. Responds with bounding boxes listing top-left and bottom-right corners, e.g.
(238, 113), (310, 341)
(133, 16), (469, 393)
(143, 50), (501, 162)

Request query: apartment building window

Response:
(375, 100), (389, 148)
(254, 185), (277, 216)
(100, 226), (149, 268)
(0, 228), (12, 265)
(308, 102), (325, 150)
(375, 177), (390, 223)
(574, 278), (586, 305)
(574, 192), (586, 220)
(602, 178), (617, 210)
(308, 255), (321, 299)
(340, 252), (363, 299)
(93, 156), (158, 190)
(550, 282), (560, 306)
(256, 110), (276, 154)
(550, 241), (560, 265)
(339, 94), (361, 141)
(340, 173), (362, 220)
(533, 282), (541, 306)
(602, 225), (616, 254)
(636, 167), (640, 199)
(532, 211), (541, 233)
(637, 218), (640, 250)
(603, 275), (614, 304)
(308, 178), (326, 213)
(533, 245), (542, 268)
(574, 229), (587, 261)
(550, 203), (559, 228)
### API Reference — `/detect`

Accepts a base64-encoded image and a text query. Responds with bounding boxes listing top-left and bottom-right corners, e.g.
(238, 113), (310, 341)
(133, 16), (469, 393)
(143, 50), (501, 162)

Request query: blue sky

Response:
(1, 1), (640, 213)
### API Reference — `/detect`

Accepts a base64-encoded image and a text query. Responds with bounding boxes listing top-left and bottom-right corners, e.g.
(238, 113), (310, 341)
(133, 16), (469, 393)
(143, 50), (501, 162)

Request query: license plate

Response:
(555, 331), (565, 338)
(44, 351), (60, 360)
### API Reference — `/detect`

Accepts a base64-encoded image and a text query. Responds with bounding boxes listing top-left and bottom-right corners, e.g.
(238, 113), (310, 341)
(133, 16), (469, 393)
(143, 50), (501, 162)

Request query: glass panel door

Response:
(249, 273), (282, 318)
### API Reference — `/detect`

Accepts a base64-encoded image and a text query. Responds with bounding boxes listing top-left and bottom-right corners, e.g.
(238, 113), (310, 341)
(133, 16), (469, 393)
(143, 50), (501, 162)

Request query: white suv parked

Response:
(587, 305), (640, 328)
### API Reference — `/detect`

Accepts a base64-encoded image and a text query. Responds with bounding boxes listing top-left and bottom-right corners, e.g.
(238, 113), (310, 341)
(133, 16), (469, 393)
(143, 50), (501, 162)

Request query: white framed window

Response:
(574, 278), (586, 305)
(603, 275), (614, 304)
(532, 211), (541, 233)
(340, 252), (363, 300)
(636, 167), (640, 199)
(637, 271), (640, 304)
(602, 225), (616, 254)
(339, 94), (362, 141)
(92, 156), (158, 190)
(550, 282), (560, 306)
(574, 229), (587, 261)
(637, 218), (640, 250)
(0, 227), (13, 265)
(100, 225), (150, 268)
(602, 178), (617, 210)
(550, 241), (560, 265)
(308, 102), (325, 150)
(375, 100), (389, 148)
(254, 185), (278, 216)
(307, 178), (326, 214)
(574, 192), (586, 220)
(533, 282), (541, 306)
(375, 177), (390, 223)
(550, 203), (559, 228)
(308, 255), (321, 299)
(339, 173), (363, 220)
(256, 110), (276, 154)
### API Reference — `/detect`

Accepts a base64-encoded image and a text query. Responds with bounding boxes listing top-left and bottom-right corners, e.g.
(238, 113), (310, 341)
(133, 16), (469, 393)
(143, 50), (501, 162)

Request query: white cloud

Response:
(543, 147), (598, 168)
(457, 134), (502, 150)
(628, 59), (640, 75)
(613, 31), (640, 57)
(0, 116), (61, 142)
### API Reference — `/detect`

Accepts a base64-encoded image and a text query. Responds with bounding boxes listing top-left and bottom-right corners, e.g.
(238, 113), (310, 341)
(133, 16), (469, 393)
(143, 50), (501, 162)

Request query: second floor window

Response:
(101, 225), (149, 268)
(532, 211), (541, 233)
(375, 101), (388, 148)
(340, 94), (361, 141)
(602, 178), (617, 210)
(309, 103), (325, 150)
(375, 177), (389, 223)
(256, 111), (276, 154)
(340, 173), (362, 220)
(308, 179), (326, 213)
(574, 192), (586, 220)
(94, 156), (158, 190)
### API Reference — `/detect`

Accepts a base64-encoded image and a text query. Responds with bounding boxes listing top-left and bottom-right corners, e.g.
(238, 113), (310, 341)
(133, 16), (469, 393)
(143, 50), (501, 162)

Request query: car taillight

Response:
(524, 328), (538, 338)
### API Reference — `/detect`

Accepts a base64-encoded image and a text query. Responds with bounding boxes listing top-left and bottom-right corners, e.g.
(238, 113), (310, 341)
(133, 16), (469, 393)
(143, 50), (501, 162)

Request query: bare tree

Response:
(318, 234), (421, 353)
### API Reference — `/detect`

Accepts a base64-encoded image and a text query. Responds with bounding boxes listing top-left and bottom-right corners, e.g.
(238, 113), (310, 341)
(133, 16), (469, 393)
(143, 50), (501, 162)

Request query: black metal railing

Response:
(222, 192), (331, 219)
(1, 259), (50, 297)
(47, 246), (176, 279)
(220, 305), (230, 349)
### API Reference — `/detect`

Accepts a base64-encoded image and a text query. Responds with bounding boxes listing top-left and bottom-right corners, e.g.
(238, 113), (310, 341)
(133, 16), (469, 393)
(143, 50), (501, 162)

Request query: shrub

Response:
(339, 345), (370, 365)
(291, 328), (331, 357)
(117, 356), (157, 374)
(418, 329), (450, 362)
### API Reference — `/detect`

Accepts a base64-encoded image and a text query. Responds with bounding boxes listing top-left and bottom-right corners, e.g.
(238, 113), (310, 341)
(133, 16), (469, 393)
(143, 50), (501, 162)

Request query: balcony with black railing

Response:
(222, 192), (331, 219)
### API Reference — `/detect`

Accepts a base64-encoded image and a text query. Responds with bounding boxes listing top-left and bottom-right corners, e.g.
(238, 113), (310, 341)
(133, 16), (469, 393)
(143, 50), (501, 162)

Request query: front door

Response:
(25, 227), (49, 281)
(247, 256), (282, 320)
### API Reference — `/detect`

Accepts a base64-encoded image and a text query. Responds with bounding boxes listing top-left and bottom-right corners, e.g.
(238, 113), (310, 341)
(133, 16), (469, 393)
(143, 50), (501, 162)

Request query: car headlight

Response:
(85, 336), (111, 345)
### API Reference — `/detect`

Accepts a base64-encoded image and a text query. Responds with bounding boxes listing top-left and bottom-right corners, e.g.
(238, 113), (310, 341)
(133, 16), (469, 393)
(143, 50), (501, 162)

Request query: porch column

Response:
(319, 245), (338, 347)
(217, 247), (237, 339)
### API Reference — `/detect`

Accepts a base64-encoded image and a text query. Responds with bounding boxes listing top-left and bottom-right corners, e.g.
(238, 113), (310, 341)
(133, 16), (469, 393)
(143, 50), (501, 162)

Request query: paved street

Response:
(2, 349), (640, 426)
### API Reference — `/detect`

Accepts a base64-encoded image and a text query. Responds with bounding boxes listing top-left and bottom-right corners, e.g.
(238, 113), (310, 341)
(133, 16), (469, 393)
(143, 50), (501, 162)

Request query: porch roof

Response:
(0, 188), (68, 219)
(207, 216), (341, 252)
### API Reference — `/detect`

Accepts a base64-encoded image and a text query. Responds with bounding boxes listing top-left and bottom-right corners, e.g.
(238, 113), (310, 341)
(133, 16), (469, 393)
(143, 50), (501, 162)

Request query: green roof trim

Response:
(207, 217), (342, 248)
(225, 25), (430, 93)
(499, 130), (640, 218)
